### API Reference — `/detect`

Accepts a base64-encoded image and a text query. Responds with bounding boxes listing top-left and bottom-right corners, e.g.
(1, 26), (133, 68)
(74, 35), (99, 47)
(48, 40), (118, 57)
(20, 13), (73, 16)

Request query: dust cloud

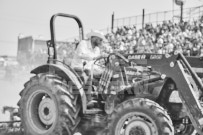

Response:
(0, 69), (33, 121)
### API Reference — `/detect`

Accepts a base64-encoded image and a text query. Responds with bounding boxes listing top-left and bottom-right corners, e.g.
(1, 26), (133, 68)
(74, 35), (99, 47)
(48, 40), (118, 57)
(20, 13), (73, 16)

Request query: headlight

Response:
(168, 91), (182, 103)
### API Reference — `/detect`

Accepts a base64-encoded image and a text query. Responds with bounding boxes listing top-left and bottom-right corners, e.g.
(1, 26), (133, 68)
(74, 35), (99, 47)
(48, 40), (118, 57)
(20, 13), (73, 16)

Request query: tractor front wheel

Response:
(105, 98), (174, 135)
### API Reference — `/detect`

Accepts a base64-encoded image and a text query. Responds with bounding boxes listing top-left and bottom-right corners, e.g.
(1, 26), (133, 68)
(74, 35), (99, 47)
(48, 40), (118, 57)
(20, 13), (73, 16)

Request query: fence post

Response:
(129, 17), (131, 26)
(173, 0), (174, 22)
(164, 11), (166, 21)
(199, 6), (201, 19)
(111, 12), (114, 33)
(156, 12), (158, 26)
(142, 9), (145, 29)
(148, 13), (151, 24)
(180, 2), (183, 22)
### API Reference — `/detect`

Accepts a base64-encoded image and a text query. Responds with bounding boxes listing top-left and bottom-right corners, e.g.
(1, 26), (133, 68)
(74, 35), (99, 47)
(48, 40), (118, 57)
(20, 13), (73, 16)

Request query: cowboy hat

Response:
(86, 30), (107, 42)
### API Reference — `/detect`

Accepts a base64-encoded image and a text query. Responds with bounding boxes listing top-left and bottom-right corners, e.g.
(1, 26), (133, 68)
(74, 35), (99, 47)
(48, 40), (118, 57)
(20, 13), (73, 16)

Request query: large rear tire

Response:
(105, 98), (174, 135)
(18, 74), (81, 135)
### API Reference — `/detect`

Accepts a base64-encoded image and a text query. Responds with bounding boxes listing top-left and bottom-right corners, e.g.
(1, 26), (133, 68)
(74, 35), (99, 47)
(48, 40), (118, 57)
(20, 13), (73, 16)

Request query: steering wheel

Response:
(94, 56), (107, 68)
(107, 52), (129, 64)
(93, 52), (129, 68)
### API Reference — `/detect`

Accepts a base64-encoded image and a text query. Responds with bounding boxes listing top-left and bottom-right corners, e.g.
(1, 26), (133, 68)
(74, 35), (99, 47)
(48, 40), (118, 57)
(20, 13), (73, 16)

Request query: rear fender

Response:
(31, 64), (87, 112)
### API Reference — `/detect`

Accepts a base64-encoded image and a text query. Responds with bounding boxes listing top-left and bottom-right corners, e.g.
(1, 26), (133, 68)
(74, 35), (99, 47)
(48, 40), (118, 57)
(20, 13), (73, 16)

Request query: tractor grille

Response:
(98, 68), (113, 93)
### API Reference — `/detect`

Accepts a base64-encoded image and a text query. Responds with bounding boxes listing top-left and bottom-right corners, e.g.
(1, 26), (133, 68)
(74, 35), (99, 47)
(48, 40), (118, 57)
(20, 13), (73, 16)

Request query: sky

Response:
(0, 0), (202, 56)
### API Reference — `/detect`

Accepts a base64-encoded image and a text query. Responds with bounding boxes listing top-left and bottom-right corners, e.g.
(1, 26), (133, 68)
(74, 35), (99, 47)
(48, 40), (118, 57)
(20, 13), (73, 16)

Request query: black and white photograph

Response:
(0, 0), (203, 134)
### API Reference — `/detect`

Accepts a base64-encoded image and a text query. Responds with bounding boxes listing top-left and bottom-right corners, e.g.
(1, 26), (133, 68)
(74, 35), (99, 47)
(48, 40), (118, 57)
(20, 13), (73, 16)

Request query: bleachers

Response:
(105, 18), (203, 56)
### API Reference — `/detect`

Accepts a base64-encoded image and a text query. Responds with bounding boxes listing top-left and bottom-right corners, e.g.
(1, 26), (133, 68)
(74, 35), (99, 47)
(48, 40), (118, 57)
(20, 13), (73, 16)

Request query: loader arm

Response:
(126, 53), (203, 134)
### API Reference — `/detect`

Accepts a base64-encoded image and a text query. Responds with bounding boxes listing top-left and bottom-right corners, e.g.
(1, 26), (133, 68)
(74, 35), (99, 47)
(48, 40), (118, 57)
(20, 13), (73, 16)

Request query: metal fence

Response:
(70, 5), (203, 39)
(113, 5), (203, 30)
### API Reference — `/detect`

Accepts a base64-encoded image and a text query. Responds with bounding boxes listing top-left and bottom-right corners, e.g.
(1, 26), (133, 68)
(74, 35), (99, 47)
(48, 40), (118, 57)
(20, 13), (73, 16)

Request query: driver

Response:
(71, 30), (107, 77)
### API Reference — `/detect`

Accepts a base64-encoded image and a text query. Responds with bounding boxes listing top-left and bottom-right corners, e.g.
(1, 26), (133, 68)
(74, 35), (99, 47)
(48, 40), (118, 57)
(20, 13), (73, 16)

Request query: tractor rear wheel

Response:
(18, 74), (81, 135)
(105, 98), (174, 135)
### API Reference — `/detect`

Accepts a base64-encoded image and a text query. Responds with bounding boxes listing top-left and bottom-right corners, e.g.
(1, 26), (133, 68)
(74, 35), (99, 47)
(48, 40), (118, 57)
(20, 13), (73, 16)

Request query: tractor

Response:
(18, 13), (203, 135)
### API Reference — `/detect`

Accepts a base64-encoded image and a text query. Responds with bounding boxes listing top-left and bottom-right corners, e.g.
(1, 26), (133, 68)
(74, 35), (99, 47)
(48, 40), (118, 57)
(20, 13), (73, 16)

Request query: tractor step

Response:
(85, 108), (103, 114)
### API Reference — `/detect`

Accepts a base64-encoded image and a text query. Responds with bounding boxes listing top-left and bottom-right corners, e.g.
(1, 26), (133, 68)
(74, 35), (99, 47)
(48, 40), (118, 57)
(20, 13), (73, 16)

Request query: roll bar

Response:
(48, 13), (84, 60)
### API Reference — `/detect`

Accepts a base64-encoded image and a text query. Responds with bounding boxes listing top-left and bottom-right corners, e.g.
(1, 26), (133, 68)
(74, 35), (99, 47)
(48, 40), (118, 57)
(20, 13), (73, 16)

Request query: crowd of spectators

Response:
(8, 16), (203, 70)
(105, 17), (203, 56)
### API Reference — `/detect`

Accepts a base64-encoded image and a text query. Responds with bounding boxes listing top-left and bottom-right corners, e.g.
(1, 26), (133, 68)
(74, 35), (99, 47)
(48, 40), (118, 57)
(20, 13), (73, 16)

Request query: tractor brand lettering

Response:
(128, 55), (146, 60)
(128, 54), (162, 60)
(150, 55), (162, 59)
